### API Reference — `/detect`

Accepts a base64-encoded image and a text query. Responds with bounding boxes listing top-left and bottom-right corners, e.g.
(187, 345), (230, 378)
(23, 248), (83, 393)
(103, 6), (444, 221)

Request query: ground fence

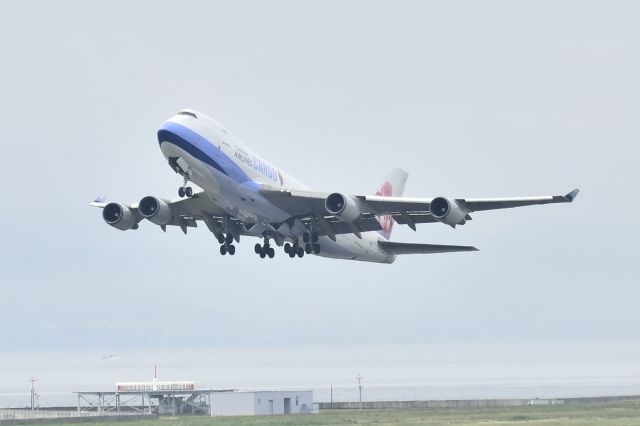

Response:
(319, 395), (640, 410)
(0, 409), (156, 425)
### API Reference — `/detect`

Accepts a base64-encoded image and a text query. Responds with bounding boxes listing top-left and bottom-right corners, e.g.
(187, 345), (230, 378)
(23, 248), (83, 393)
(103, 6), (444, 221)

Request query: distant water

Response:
(2, 342), (640, 408)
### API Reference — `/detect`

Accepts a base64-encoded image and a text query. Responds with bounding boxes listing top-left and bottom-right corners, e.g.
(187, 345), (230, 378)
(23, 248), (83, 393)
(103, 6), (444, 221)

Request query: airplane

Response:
(90, 109), (579, 264)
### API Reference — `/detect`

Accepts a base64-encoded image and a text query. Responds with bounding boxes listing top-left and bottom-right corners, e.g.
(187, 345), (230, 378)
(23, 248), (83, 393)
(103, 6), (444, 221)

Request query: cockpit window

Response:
(178, 111), (197, 119)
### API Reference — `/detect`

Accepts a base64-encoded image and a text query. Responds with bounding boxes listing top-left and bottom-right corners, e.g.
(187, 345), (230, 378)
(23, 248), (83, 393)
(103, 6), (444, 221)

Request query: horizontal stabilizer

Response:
(379, 241), (478, 255)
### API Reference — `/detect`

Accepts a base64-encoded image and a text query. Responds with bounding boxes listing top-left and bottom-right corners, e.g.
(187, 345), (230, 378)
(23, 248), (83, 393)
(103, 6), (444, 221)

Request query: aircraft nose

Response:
(157, 120), (194, 147)
(157, 120), (201, 162)
(157, 118), (199, 148)
(157, 121), (174, 145)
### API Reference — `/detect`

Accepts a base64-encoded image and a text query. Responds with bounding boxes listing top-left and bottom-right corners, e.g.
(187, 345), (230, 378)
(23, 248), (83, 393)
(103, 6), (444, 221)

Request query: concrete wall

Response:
(211, 392), (255, 416)
(253, 391), (313, 415)
(211, 391), (313, 416)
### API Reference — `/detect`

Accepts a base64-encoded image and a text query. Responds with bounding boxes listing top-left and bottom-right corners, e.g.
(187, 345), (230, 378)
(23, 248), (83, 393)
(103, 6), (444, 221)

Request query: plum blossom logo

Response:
(376, 181), (394, 238)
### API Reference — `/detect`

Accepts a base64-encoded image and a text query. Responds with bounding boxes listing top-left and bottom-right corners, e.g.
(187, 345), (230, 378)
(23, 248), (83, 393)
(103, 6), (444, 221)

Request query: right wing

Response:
(90, 192), (248, 240)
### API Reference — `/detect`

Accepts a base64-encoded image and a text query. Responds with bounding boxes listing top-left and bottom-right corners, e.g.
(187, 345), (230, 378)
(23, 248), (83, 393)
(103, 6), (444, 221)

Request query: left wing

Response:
(260, 187), (580, 236)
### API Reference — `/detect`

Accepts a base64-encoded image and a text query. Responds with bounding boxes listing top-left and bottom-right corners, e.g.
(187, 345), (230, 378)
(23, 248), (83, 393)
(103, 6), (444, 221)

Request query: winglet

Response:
(89, 195), (107, 208)
(564, 188), (580, 202)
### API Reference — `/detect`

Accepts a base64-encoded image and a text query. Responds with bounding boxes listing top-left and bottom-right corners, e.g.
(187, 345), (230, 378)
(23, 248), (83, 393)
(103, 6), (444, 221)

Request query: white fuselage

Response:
(157, 110), (395, 263)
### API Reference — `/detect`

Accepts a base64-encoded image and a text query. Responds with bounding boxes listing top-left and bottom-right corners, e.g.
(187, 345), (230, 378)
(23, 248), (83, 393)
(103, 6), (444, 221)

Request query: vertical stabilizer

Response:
(375, 167), (408, 240)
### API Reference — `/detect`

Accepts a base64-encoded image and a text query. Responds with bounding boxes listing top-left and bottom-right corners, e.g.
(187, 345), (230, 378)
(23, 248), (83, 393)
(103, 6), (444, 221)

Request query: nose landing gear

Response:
(178, 186), (193, 198)
(178, 174), (194, 198)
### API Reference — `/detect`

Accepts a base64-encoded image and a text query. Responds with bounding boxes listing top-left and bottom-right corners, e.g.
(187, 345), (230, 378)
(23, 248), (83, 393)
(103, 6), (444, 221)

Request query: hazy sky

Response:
(0, 1), (638, 351)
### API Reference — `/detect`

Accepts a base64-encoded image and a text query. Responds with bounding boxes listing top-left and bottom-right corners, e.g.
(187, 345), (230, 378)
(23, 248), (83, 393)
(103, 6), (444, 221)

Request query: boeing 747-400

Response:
(91, 109), (579, 263)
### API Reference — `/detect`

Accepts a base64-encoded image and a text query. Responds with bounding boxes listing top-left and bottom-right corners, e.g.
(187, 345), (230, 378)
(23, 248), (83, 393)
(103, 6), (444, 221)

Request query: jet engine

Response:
(139, 196), (173, 226)
(102, 202), (139, 230)
(325, 193), (361, 222)
(429, 197), (469, 227)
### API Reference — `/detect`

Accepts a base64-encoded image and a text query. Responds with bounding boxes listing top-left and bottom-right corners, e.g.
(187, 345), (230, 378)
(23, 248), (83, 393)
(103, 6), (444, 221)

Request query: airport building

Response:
(210, 390), (314, 416)
(75, 378), (228, 416)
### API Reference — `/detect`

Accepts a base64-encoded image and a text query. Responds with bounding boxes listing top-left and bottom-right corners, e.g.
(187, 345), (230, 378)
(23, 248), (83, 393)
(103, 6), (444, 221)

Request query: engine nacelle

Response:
(139, 196), (173, 226)
(102, 202), (139, 231)
(325, 193), (361, 222)
(429, 197), (468, 227)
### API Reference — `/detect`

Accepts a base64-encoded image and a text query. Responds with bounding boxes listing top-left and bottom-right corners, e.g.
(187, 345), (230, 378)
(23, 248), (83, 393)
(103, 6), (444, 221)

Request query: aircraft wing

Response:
(461, 188), (580, 212)
(163, 193), (227, 218)
(92, 186), (578, 241)
(168, 194), (253, 240)
(90, 192), (247, 238)
(260, 187), (579, 238)
(260, 189), (433, 219)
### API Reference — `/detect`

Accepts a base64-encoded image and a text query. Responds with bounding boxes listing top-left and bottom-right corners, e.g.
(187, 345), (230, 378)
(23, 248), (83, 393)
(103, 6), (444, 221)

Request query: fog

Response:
(0, 1), (638, 352)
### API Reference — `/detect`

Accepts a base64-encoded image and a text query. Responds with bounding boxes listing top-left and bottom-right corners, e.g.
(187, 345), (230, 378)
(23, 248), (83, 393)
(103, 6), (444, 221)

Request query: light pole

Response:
(356, 374), (362, 409)
(29, 376), (39, 410)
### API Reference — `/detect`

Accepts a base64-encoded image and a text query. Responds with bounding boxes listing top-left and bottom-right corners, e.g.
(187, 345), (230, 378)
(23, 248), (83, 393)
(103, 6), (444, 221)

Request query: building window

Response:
(257, 399), (261, 404)
(296, 396), (299, 406)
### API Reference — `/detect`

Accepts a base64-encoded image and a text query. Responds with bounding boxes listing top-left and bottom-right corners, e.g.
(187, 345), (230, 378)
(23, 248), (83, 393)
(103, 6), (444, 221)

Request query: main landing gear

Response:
(283, 232), (321, 259)
(284, 242), (304, 258)
(216, 232), (320, 259)
(255, 237), (275, 259)
(302, 231), (321, 255)
(218, 233), (236, 256)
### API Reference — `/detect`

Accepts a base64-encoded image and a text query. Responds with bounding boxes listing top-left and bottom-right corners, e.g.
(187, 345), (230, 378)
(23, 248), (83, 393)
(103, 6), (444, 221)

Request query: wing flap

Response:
(355, 195), (431, 215)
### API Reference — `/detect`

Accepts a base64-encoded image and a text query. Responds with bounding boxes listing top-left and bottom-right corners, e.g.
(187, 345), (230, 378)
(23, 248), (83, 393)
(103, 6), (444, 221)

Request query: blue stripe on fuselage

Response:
(157, 121), (255, 186)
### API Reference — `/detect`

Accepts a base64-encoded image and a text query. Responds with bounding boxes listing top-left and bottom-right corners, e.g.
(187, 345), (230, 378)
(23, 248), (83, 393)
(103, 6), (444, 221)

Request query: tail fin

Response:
(375, 167), (408, 240)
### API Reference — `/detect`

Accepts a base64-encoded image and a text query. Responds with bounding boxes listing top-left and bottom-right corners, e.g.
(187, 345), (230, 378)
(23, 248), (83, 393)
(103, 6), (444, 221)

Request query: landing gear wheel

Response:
(178, 187), (185, 198)
(217, 235), (225, 244)
(225, 234), (234, 245)
(297, 247), (304, 258)
(284, 243), (292, 254)
(260, 251), (266, 259)
(304, 244), (312, 254)
(311, 232), (319, 243)
(288, 251), (296, 258)
(228, 245), (236, 255)
(313, 243), (321, 254)
(255, 243), (262, 254)
(268, 247), (275, 258)
(220, 245), (227, 256)
(303, 232), (310, 243)
(185, 187), (193, 197)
